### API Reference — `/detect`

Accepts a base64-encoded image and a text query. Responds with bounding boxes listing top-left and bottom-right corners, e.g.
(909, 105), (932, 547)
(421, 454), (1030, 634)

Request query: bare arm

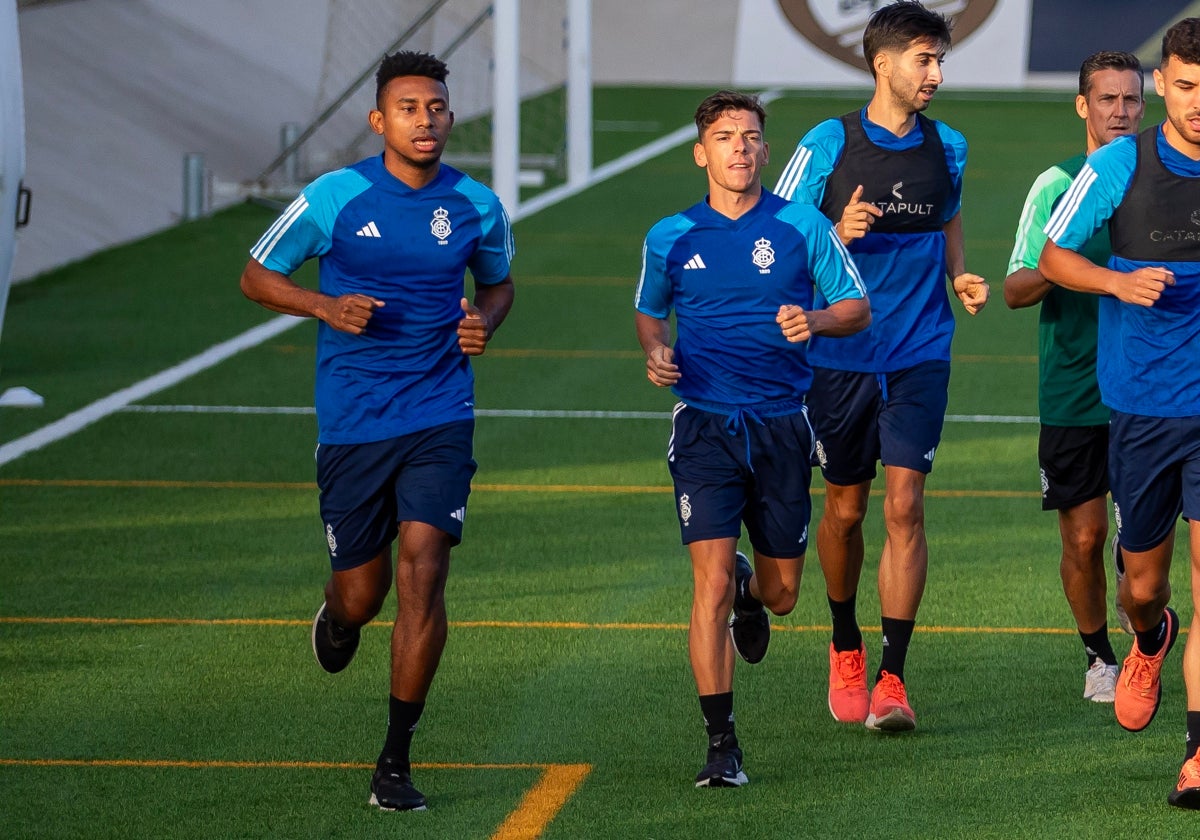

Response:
(635, 310), (680, 387)
(776, 296), (871, 343)
(1002, 266), (1053, 309)
(1038, 240), (1173, 306)
(944, 211), (989, 315)
(458, 276), (515, 355)
(239, 258), (384, 334)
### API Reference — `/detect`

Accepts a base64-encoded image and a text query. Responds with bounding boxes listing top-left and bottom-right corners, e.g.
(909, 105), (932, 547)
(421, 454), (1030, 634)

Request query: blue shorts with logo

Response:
(666, 402), (814, 559)
(807, 360), (950, 485)
(1109, 410), (1200, 552)
(315, 419), (476, 571)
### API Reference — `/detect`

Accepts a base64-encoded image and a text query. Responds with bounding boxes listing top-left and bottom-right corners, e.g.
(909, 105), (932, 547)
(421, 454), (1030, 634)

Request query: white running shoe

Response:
(1112, 535), (1133, 635)
(1083, 660), (1119, 703)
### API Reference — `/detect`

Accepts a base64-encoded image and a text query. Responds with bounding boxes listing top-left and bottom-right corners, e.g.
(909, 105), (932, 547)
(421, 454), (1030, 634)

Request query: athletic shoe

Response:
(728, 552), (769, 664)
(865, 671), (916, 732)
(1112, 535), (1133, 635)
(828, 642), (869, 723)
(1167, 754), (1200, 810)
(694, 732), (748, 788)
(311, 602), (360, 674)
(370, 755), (428, 811)
(1082, 660), (1119, 703)
(1114, 607), (1179, 732)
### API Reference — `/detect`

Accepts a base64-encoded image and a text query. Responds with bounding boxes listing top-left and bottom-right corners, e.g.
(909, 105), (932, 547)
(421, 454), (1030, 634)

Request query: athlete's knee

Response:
(1060, 522), (1106, 568)
(882, 489), (925, 533)
(760, 581), (798, 616)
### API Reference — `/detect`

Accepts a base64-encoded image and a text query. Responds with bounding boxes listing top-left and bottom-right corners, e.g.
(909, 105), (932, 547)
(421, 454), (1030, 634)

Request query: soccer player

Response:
(636, 90), (869, 787)
(1003, 51), (1145, 704)
(239, 51), (514, 812)
(1039, 17), (1200, 809)
(773, 0), (987, 731)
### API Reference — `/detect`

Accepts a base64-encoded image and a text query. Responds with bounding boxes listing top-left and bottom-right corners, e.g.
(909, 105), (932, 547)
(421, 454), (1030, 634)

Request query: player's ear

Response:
(1153, 67), (1166, 97)
(873, 50), (890, 79)
(368, 108), (384, 136)
(693, 141), (708, 169)
(1075, 94), (1088, 121)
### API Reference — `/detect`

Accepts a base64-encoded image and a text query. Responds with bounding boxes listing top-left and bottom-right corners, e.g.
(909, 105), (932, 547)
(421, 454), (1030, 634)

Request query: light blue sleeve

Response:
(778, 203), (867, 304)
(458, 179), (515, 285)
(1043, 136), (1137, 251)
(249, 168), (371, 275)
(772, 119), (845, 206)
(936, 122), (967, 221)
(634, 214), (693, 319)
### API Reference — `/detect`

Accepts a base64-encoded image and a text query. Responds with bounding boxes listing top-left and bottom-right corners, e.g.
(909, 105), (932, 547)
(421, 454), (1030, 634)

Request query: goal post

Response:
(250, 0), (593, 218)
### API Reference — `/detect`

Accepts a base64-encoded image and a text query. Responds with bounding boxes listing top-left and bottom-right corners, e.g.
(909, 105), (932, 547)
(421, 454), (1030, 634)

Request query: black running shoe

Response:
(311, 602), (360, 674)
(694, 732), (748, 788)
(728, 552), (769, 664)
(370, 755), (428, 811)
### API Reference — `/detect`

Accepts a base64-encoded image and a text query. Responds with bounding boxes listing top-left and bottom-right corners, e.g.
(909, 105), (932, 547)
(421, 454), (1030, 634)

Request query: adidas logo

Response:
(356, 221), (382, 238)
(923, 447), (936, 463)
(683, 254), (706, 270)
(450, 507), (465, 523)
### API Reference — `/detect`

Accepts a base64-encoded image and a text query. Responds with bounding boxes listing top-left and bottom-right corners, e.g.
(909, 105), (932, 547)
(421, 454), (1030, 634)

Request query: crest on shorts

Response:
(774, 1), (999, 73)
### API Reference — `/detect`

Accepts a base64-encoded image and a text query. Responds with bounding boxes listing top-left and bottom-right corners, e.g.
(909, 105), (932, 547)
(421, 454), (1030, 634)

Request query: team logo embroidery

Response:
(325, 523), (338, 556)
(1191, 209), (1200, 227)
(679, 493), (693, 526)
(774, 1), (998, 72)
(752, 237), (775, 273)
(815, 439), (828, 468)
(1113, 504), (1123, 533)
(431, 206), (452, 243)
(1039, 468), (1049, 499)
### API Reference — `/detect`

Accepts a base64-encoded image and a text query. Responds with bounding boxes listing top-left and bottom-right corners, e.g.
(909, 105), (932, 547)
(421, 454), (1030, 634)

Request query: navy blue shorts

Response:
(1108, 410), (1200, 552)
(1038, 423), (1109, 511)
(806, 360), (950, 485)
(316, 420), (476, 571)
(666, 403), (814, 559)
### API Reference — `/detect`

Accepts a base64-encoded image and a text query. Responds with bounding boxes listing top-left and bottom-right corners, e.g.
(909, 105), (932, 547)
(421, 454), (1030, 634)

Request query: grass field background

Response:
(2, 86), (1196, 838)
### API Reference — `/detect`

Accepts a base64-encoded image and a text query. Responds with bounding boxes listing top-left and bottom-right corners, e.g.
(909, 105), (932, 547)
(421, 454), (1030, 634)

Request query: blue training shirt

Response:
(635, 189), (866, 413)
(773, 109), (966, 372)
(1044, 126), (1200, 417)
(250, 155), (514, 444)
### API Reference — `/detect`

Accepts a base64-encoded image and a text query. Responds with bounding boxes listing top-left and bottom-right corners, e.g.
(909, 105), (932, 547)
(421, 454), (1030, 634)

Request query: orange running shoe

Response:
(865, 671), (915, 732)
(1114, 607), (1179, 732)
(828, 643), (869, 723)
(1168, 753), (1200, 809)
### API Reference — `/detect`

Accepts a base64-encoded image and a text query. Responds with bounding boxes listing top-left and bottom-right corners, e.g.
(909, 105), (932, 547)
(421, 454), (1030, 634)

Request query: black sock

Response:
(828, 594), (862, 652)
(1187, 711), (1200, 762)
(698, 692), (735, 740)
(1080, 625), (1117, 666)
(381, 696), (425, 770)
(1135, 612), (1169, 657)
(877, 617), (915, 683)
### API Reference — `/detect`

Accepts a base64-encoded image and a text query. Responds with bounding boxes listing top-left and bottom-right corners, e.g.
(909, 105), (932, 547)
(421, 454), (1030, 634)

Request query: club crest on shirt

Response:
(431, 206), (452, 244)
(752, 237), (775, 273)
(774, 0), (998, 72)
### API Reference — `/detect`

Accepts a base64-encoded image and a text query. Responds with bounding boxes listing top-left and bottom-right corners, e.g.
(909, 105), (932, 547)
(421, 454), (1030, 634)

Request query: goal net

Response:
(257, 0), (590, 214)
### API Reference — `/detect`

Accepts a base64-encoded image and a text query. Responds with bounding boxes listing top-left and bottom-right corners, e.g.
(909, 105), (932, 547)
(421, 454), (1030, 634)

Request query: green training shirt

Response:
(1007, 153), (1110, 427)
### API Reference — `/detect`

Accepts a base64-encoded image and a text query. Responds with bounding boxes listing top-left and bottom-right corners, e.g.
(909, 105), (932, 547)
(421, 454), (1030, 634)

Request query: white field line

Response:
(120, 404), (1039, 424)
(0, 316), (303, 467)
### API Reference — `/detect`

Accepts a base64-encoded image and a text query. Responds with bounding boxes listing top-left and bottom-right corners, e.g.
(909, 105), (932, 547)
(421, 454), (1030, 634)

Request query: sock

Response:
(1113, 540), (1125, 575)
(381, 696), (425, 770)
(698, 692), (735, 740)
(828, 594), (862, 652)
(1187, 711), (1200, 762)
(1080, 625), (1117, 666)
(877, 616), (915, 683)
(1135, 612), (1169, 657)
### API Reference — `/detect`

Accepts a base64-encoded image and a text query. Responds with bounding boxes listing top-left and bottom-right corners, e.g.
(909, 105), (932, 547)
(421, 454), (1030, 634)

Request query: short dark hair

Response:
(862, 1), (953, 77)
(694, 90), (766, 139)
(1078, 51), (1143, 96)
(375, 50), (449, 106)
(1162, 17), (1200, 68)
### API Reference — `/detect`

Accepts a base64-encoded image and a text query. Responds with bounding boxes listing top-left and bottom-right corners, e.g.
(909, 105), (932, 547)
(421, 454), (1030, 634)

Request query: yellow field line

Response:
(0, 615), (1146, 636)
(491, 764), (591, 840)
(0, 478), (1040, 498)
(0, 758), (591, 839)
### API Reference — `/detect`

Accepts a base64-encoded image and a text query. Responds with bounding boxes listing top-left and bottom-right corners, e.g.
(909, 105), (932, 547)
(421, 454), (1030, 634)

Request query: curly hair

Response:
(1162, 18), (1200, 68)
(375, 51), (449, 106)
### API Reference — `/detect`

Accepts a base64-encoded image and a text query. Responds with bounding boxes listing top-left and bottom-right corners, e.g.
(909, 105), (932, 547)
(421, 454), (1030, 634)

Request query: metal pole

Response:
(280, 122), (300, 185)
(182, 153), (206, 221)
